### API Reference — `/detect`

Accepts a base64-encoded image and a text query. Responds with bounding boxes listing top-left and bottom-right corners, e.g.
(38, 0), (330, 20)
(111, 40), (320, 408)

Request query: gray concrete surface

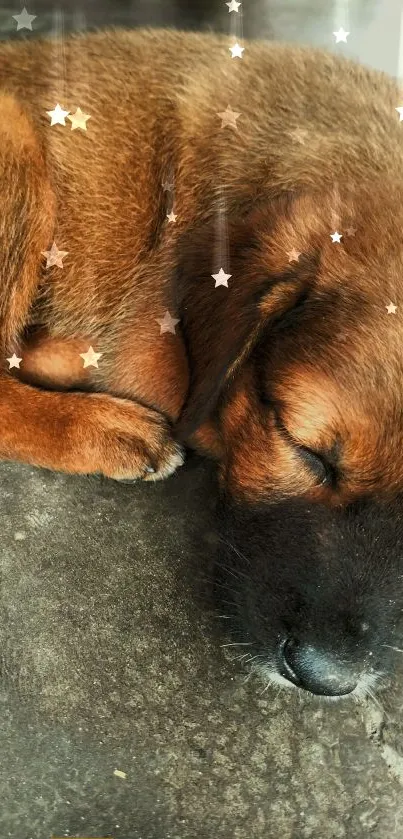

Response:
(3, 459), (403, 839)
(2, 2), (403, 838)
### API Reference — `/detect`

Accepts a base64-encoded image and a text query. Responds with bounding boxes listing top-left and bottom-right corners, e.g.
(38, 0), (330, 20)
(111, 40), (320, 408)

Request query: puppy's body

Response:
(1, 29), (401, 424)
(3, 28), (403, 698)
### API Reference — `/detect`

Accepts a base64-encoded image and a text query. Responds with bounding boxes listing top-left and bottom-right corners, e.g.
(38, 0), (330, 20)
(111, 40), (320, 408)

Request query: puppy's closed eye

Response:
(297, 446), (330, 486)
(262, 398), (337, 486)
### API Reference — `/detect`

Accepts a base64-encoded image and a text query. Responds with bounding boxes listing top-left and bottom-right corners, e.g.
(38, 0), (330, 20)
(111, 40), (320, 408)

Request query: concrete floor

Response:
(3, 458), (403, 839)
(2, 2), (403, 838)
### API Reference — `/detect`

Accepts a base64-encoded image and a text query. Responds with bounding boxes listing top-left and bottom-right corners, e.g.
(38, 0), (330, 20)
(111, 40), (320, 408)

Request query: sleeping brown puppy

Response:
(1, 26), (403, 701)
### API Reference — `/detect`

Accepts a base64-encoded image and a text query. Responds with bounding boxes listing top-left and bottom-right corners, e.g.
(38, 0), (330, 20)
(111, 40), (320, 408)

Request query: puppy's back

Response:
(0, 28), (401, 228)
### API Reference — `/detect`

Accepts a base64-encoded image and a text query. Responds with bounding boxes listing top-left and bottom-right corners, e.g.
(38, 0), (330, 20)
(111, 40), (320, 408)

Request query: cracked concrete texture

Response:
(2, 1), (403, 837)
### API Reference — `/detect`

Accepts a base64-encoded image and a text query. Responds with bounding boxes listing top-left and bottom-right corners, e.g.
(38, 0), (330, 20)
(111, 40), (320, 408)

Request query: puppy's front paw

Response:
(73, 393), (184, 481)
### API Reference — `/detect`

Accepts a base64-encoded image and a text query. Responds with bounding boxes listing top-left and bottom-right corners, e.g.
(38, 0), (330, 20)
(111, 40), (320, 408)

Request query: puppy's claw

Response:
(142, 444), (185, 481)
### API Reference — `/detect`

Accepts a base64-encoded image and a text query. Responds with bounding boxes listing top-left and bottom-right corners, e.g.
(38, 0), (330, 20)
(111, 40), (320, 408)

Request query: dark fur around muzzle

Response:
(215, 496), (403, 700)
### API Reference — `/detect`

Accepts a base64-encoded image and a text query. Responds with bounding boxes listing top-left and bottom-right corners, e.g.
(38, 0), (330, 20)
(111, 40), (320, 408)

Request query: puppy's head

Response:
(175, 185), (403, 698)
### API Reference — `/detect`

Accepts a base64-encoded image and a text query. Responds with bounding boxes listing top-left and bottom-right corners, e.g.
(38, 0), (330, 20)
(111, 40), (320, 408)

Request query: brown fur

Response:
(1, 27), (403, 504)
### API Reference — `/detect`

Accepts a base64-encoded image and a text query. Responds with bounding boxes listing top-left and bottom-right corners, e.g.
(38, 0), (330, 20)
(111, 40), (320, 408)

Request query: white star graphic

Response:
(41, 242), (69, 268)
(229, 43), (245, 59)
(396, 107), (403, 122)
(67, 107), (91, 131)
(287, 249), (301, 263)
(212, 268), (232, 288)
(330, 231), (342, 243)
(47, 104), (70, 126)
(155, 311), (180, 335)
(166, 211), (177, 223)
(79, 347), (103, 368)
(12, 7), (36, 30)
(386, 302), (397, 314)
(217, 105), (241, 129)
(6, 353), (22, 369)
(226, 0), (242, 11)
(333, 27), (349, 43)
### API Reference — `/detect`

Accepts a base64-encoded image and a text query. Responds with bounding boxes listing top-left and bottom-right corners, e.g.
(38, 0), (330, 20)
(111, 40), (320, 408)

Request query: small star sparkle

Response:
(79, 347), (103, 368)
(217, 105), (241, 129)
(333, 27), (349, 43)
(12, 7), (36, 30)
(212, 268), (232, 288)
(47, 104), (70, 126)
(330, 231), (342, 243)
(67, 108), (91, 131)
(396, 107), (403, 121)
(386, 302), (397, 314)
(226, 0), (242, 11)
(41, 242), (69, 268)
(166, 211), (177, 223)
(229, 43), (245, 58)
(287, 249), (301, 263)
(6, 354), (22, 369)
(156, 311), (180, 335)
(345, 226), (357, 237)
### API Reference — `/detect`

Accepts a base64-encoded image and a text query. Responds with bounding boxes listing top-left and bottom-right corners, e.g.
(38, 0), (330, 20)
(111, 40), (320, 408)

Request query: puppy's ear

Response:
(174, 193), (322, 440)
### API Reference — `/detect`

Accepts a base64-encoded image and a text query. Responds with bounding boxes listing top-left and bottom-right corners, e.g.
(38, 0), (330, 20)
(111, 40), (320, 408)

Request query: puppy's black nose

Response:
(280, 637), (358, 696)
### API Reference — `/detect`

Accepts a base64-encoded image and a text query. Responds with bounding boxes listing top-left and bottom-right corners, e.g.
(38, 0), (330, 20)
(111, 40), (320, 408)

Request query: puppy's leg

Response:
(0, 96), (182, 480)
(0, 373), (183, 480)
(6, 331), (184, 480)
(0, 94), (56, 351)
